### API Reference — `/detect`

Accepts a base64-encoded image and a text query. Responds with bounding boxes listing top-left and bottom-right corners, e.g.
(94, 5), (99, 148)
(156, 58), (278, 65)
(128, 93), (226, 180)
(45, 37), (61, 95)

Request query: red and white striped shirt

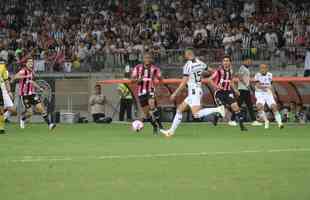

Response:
(131, 64), (161, 96)
(211, 66), (233, 91)
(18, 67), (35, 96)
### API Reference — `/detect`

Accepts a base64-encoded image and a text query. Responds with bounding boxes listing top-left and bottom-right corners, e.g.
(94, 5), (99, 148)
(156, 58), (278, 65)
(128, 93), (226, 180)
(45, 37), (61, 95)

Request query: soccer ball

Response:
(132, 120), (144, 132)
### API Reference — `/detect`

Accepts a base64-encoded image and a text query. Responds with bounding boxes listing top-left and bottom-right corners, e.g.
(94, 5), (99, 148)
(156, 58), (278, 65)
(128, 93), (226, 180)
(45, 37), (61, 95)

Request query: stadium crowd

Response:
(0, 0), (309, 72)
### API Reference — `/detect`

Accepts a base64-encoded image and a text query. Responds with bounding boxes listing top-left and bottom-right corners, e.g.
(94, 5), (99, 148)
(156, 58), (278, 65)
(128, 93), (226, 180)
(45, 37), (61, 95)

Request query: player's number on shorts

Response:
(194, 71), (202, 83)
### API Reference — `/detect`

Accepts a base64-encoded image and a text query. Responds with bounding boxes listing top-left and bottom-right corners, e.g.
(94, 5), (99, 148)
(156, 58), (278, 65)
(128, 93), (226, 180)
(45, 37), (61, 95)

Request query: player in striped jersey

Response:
(210, 56), (247, 131)
(160, 49), (225, 137)
(13, 57), (56, 130)
(131, 53), (164, 135)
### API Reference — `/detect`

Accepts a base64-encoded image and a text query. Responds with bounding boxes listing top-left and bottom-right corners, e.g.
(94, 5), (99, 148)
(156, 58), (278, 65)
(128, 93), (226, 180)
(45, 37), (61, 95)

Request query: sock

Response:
(196, 107), (220, 118)
(4, 111), (11, 120)
(21, 112), (27, 121)
(235, 111), (245, 129)
(259, 111), (268, 122)
(146, 117), (157, 129)
(170, 112), (182, 133)
(274, 111), (282, 125)
(150, 108), (163, 129)
(231, 112), (236, 121)
(42, 113), (51, 125)
(0, 114), (4, 130)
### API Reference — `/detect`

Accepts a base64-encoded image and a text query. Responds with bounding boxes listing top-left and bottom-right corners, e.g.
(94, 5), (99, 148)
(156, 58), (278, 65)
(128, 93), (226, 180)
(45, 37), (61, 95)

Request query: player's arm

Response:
(170, 76), (188, 101)
(231, 79), (240, 96)
(130, 66), (142, 84)
(13, 70), (31, 81)
(207, 70), (221, 90)
(30, 80), (44, 92)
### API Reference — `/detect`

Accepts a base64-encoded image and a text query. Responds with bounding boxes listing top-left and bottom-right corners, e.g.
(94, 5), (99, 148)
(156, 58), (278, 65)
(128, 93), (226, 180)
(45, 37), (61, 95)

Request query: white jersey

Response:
(254, 72), (273, 93)
(183, 58), (207, 92)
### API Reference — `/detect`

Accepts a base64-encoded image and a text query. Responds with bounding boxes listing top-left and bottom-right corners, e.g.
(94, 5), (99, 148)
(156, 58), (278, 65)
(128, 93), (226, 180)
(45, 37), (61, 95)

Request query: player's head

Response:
(95, 84), (101, 94)
(184, 48), (195, 60)
(222, 55), (231, 70)
(259, 64), (269, 75)
(26, 57), (34, 70)
(143, 52), (153, 66)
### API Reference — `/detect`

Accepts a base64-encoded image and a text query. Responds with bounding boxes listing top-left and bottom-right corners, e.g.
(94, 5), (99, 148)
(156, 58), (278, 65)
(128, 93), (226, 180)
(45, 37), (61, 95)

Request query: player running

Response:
(131, 52), (164, 135)
(210, 56), (248, 131)
(254, 64), (283, 129)
(160, 49), (225, 137)
(0, 61), (13, 134)
(13, 57), (56, 130)
(0, 61), (16, 123)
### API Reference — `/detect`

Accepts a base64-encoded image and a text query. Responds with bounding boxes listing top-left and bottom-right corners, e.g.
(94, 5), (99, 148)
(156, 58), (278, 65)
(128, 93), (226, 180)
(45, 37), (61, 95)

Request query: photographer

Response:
(89, 84), (111, 123)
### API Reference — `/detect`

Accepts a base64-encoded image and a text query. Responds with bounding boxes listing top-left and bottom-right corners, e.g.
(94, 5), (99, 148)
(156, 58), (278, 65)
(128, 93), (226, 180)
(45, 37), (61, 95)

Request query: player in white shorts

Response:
(254, 64), (283, 129)
(160, 49), (225, 137)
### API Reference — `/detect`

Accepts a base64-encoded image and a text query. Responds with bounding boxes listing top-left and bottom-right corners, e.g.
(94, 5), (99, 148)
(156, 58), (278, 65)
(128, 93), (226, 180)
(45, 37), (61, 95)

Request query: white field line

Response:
(2, 148), (310, 163)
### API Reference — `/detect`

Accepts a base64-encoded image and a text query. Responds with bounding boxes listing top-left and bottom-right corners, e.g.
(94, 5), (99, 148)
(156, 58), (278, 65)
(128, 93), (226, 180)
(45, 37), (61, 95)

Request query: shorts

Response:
(138, 92), (155, 107)
(255, 91), (276, 107)
(184, 88), (202, 107)
(2, 88), (14, 108)
(214, 90), (237, 106)
(21, 94), (41, 109)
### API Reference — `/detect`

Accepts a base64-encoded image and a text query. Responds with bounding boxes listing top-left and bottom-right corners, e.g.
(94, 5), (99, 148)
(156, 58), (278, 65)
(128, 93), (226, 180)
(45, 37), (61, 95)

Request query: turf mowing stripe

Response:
(3, 148), (310, 163)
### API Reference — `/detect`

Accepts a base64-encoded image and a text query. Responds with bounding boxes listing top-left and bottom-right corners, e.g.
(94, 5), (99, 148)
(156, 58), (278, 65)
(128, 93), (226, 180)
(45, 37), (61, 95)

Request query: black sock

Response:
(235, 112), (245, 128)
(42, 113), (51, 125)
(152, 108), (163, 129)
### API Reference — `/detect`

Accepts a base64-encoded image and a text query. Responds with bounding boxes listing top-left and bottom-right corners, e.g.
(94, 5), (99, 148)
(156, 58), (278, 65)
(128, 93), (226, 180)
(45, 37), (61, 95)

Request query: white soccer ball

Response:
(132, 120), (144, 132)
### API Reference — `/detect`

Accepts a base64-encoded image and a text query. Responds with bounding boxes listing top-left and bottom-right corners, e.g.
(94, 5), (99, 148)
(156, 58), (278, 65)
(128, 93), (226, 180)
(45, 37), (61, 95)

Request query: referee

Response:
(236, 58), (262, 126)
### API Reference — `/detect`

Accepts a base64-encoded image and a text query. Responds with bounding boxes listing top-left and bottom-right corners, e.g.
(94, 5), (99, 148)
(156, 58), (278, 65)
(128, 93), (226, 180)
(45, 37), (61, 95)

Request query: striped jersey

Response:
(131, 64), (161, 96)
(183, 58), (208, 92)
(211, 66), (234, 91)
(18, 67), (35, 96)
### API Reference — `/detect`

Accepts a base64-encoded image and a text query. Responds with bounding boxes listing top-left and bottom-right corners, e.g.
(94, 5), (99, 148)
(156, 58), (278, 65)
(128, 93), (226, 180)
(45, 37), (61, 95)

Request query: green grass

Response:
(0, 123), (310, 200)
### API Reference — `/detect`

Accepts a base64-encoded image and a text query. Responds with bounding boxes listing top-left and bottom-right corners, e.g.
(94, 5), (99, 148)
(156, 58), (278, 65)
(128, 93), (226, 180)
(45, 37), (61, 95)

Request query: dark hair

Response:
(223, 55), (231, 62)
(95, 84), (101, 89)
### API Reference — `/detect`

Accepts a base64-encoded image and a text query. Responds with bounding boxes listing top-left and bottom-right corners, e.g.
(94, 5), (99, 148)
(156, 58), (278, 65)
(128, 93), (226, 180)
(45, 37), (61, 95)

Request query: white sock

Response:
(259, 111), (268, 122)
(274, 111), (282, 125)
(197, 107), (220, 118)
(170, 112), (183, 133)
(4, 111), (11, 120)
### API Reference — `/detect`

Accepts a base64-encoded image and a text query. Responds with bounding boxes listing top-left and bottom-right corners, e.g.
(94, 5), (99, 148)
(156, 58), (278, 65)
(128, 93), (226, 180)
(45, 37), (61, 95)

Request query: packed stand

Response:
(0, 0), (310, 73)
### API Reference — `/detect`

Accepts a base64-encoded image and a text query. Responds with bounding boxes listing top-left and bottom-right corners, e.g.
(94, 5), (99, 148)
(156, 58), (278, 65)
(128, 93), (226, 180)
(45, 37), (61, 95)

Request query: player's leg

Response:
(148, 97), (163, 130)
(242, 90), (262, 126)
(193, 105), (225, 119)
(34, 99), (56, 130)
(231, 102), (247, 131)
(255, 92), (269, 129)
(20, 96), (32, 129)
(0, 105), (4, 134)
(161, 101), (189, 136)
(3, 90), (15, 121)
(139, 94), (158, 134)
(269, 98), (283, 129)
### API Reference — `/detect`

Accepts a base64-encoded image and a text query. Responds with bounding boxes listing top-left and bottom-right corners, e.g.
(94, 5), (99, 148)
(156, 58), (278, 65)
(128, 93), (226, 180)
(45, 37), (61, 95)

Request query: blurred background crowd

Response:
(0, 0), (309, 73)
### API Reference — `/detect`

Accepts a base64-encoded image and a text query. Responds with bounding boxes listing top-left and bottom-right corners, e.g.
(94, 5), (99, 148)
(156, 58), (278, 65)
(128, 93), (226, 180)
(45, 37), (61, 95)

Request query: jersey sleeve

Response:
(131, 65), (138, 79)
(155, 67), (162, 79)
(210, 70), (219, 81)
(183, 62), (191, 76)
(254, 73), (259, 81)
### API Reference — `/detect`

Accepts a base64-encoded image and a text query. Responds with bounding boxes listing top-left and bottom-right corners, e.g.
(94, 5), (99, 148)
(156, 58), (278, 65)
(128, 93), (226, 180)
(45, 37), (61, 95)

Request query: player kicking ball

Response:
(13, 57), (56, 130)
(254, 64), (283, 129)
(131, 52), (164, 135)
(160, 49), (225, 137)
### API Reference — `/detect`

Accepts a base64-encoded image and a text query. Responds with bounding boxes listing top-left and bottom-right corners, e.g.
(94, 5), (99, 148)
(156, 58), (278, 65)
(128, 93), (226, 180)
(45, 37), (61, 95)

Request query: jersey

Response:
(18, 67), (35, 97)
(211, 66), (233, 91)
(0, 63), (9, 91)
(131, 64), (161, 96)
(183, 58), (207, 92)
(254, 72), (273, 93)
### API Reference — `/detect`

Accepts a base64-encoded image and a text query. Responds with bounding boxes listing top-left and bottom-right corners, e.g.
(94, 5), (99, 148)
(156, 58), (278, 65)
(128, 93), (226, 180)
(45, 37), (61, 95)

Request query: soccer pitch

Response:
(1, 123), (310, 200)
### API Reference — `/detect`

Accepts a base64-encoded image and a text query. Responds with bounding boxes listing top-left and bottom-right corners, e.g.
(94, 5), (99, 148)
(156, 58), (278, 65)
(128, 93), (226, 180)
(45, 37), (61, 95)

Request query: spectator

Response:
(304, 46), (310, 77)
(89, 84), (111, 123)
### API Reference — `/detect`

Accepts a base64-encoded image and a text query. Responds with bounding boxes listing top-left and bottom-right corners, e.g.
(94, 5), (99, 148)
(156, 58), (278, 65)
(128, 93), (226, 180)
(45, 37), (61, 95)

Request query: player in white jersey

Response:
(254, 64), (283, 129)
(160, 49), (225, 137)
